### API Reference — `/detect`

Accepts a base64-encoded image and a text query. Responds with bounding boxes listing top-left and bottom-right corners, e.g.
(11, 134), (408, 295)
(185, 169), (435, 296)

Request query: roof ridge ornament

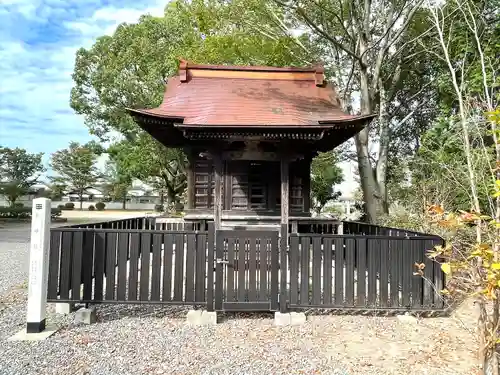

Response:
(314, 63), (325, 87)
(179, 59), (188, 82)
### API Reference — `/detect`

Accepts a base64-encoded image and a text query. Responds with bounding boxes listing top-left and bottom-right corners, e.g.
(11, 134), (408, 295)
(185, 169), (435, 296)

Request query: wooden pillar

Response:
(186, 151), (194, 210)
(303, 156), (312, 215)
(213, 155), (223, 230)
(280, 158), (289, 227)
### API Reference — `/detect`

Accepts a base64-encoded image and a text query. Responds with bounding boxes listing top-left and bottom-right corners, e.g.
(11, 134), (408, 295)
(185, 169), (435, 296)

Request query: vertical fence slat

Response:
(367, 239), (377, 306)
(238, 239), (246, 302)
(422, 239), (436, 307)
(71, 231), (84, 301)
(162, 234), (174, 301)
(140, 233), (151, 301)
(434, 239), (445, 308)
(150, 233), (162, 301)
(401, 239), (411, 307)
(93, 232), (106, 301)
(389, 239), (400, 307)
(82, 231), (94, 301)
(128, 233), (140, 301)
(195, 233), (206, 302)
(248, 238), (258, 302)
(185, 234), (196, 302)
(47, 231), (61, 299)
(323, 238), (333, 305)
(105, 232), (117, 300)
(214, 229), (223, 311)
(59, 232), (73, 300)
(289, 235), (299, 306)
(279, 225), (288, 313)
(270, 234), (279, 311)
(356, 238), (367, 307)
(116, 232), (129, 301)
(227, 238), (235, 302)
(334, 238), (344, 306)
(173, 234), (185, 301)
(379, 239), (389, 307)
(207, 224), (215, 311)
(412, 240), (423, 308)
(344, 238), (355, 306)
(299, 236), (310, 305)
(312, 237), (322, 305)
(260, 237), (269, 302)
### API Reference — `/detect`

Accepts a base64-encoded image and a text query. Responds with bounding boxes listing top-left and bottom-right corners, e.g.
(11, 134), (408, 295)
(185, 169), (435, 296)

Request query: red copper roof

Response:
(128, 61), (375, 127)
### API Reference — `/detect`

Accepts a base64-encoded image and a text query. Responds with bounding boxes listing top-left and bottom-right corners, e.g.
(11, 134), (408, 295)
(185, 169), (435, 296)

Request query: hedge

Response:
(0, 206), (62, 219)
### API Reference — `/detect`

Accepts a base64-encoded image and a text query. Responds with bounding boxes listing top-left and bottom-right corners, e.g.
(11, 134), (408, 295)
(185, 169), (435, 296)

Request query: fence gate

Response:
(214, 230), (279, 311)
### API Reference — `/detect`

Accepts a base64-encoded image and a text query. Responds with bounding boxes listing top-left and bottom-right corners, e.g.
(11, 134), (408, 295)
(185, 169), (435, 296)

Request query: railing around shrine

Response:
(284, 232), (446, 311)
(47, 224), (214, 306)
(47, 216), (447, 313)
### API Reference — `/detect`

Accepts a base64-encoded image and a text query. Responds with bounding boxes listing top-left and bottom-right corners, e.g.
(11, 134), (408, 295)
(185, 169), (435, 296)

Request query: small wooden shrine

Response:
(128, 60), (374, 230)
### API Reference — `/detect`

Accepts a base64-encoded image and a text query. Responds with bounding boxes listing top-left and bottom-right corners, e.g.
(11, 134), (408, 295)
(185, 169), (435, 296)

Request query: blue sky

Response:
(0, 0), (166, 170)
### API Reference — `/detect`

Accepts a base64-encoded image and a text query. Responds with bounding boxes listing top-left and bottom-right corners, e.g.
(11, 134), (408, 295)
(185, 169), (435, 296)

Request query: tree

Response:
(108, 134), (187, 207)
(310, 151), (343, 214)
(381, 0), (499, 372)
(0, 147), (45, 206)
(49, 142), (101, 210)
(103, 150), (134, 209)
(46, 182), (66, 201)
(272, 0), (434, 222)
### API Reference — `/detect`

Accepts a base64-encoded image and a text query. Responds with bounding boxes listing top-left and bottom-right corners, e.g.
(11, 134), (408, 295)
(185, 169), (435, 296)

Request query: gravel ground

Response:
(0, 223), (480, 375)
(0, 224), (31, 295)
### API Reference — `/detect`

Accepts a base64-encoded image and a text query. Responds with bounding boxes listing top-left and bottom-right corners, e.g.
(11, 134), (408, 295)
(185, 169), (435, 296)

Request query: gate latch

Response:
(216, 258), (230, 265)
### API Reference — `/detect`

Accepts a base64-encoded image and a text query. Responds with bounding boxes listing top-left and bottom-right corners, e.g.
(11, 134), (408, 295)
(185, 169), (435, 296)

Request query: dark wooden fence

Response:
(342, 221), (433, 237)
(283, 233), (445, 311)
(62, 217), (157, 230)
(47, 224), (214, 306)
(47, 217), (446, 313)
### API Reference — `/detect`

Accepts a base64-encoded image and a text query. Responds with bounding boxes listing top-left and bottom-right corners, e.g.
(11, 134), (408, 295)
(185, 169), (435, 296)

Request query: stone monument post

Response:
(26, 198), (51, 333)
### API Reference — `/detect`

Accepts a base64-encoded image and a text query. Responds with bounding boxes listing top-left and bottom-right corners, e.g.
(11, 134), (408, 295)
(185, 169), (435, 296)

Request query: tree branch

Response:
(288, 4), (361, 63)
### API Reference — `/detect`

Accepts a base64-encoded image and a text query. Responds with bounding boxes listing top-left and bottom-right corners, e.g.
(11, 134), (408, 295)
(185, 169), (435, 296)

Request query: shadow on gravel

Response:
(88, 303), (193, 323)
(81, 304), (276, 324)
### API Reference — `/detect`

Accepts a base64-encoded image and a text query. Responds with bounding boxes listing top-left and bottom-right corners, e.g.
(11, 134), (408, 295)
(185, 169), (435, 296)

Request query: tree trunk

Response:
(79, 194), (83, 210)
(376, 82), (391, 214)
(355, 66), (383, 223)
(8, 196), (17, 207)
(122, 196), (126, 210)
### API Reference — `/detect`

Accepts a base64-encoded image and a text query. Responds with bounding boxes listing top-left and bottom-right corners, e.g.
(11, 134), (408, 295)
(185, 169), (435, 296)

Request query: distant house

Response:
(62, 187), (106, 202)
(61, 180), (161, 204)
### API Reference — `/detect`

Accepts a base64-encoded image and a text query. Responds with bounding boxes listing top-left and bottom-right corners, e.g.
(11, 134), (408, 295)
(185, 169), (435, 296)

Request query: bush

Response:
(88, 205), (95, 211)
(64, 202), (74, 210)
(57, 204), (65, 210)
(154, 204), (164, 212)
(0, 206), (61, 219)
(95, 202), (105, 211)
(12, 202), (24, 208)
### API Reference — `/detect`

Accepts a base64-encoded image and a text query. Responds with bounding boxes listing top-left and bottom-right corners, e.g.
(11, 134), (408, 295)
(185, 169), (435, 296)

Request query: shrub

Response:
(154, 204), (164, 212)
(12, 202), (24, 208)
(57, 204), (65, 210)
(88, 205), (95, 211)
(0, 206), (61, 219)
(64, 202), (74, 210)
(95, 202), (106, 211)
